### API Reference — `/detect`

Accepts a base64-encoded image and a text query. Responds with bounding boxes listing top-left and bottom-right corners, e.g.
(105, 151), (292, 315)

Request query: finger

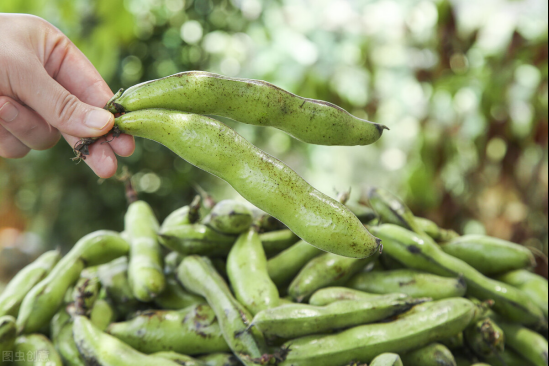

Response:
(107, 133), (135, 157)
(63, 133), (118, 179)
(0, 125), (30, 159)
(0, 96), (61, 150)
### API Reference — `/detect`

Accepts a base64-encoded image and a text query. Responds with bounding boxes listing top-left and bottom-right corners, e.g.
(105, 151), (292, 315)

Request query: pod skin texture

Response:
(440, 235), (536, 275)
(278, 297), (476, 366)
(495, 269), (548, 317)
(308, 287), (403, 306)
(252, 295), (427, 339)
(107, 304), (230, 355)
(106, 71), (387, 146)
(369, 353), (403, 366)
(205, 200), (254, 235)
(0, 315), (16, 365)
(17, 230), (129, 334)
(267, 240), (323, 288)
(370, 224), (546, 329)
(126, 200), (166, 302)
(400, 343), (456, 366)
(73, 315), (182, 366)
(114, 109), (381, 259)
(346, 269), (467, 300)
(227, 228), (279, 315)
(13, 334), (63, 366)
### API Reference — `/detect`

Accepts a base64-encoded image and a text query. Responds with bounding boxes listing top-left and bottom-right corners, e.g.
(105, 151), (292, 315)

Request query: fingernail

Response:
(0, 102), (19, 122)
(85, 109), (114, 130)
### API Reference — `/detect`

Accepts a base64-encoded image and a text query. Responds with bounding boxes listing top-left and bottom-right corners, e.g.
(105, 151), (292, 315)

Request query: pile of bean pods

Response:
(0, 186), (547, 366)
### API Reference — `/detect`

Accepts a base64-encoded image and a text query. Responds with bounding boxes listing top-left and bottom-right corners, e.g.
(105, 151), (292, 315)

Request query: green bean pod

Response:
(464, 318), (505, 358)
(369, 224), (546, 329)
(252, 295), (428, 339)
(73, 315), (181, 366)
(12, 334), (63, 366)
(401, 343), (456, 366)
(267, 240), (323, 288)
(107, 304), (230, 355)
(54, 322), (86, 366)
(198, 353), (243, 366)
(106, 71), (387, 146)
(366, 187), (422, 233)
(163, 252), (186, 276)
(347, 269), (466, 300)
(440, 235), (536, 275)
(227, 228), (279, 315)
(152, 352), (208, 366)
(495, 269), (548, 317)
(204, 200), (254, 234)
(90, 299), (117, 331)
(309, 287), (405, 306)
(259, 230), (300, 257)
(161, 195), (202, 229)
(0, 315), (16, 364)
(177, 256), (269, 365)
(159, 224), (237, 256)
(369, 353), (403, 366)
(97, 257), (139, 317)
(153, 276), (206, 310)
(414, 217), (459, 242)
(482, 348), (535, 366)
(278, 297), (476, 366)
(439, 332), (464, 350)
(126, 200), (166, 302)
(346, 203), (378, 224)
(289, 252), (377, 302)
(72, 272), (101, 315)
(0, 250), (60, 318)
(17, 231), (129, 334)
(114, 109), (382, 259)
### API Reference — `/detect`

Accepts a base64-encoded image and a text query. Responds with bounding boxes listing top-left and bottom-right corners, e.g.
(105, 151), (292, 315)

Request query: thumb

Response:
(20, 66), (114, 138)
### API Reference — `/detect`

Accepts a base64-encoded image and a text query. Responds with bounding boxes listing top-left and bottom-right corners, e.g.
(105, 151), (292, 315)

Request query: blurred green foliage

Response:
(0, 0), (547, 274)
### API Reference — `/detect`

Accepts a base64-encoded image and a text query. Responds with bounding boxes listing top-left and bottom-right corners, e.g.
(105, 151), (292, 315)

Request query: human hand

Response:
(0, 14), (134, 178)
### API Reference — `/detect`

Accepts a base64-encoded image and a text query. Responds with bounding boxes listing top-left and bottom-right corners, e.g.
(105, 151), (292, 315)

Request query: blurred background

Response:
(0, 0), (547, 282)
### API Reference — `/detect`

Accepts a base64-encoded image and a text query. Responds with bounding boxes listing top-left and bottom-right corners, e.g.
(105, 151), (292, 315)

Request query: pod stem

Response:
(71, 125), (122, 163)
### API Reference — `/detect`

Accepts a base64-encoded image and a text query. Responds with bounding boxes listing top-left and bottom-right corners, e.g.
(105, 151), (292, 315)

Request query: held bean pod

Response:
(113, 109), (381, 259)
(106, 71), (388, 146)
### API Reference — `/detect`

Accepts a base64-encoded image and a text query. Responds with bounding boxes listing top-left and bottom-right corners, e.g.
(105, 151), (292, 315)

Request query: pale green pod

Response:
(483, 349), (535, 366)
(107, 304), (230, 355)
(106, 71), (387, 146)
(17, 230), (129, 334)
(72, 273), (101, 315)
(204, 200), (254, 234)
(227, 228), (279, 315)
(176, 256), (267, 365)
(400, 343), (456, 366)
(164, 252), (185, 276)
(53, 322), (86, 366)
(278, 297), (476, 366)
(309, 287), (400, 306)
(159, 224), (237, 256)
(369, 224), (546, 329)
(153, 276), (205, 310)
(259, 229), (300, 257)
(97, 257), (139, 317)
(346, 203), (379, 224)
(152, 352), (208, 366)
(73, 315), (181, 366)
(267, 240), (323, 288)
(0, 315), (16, 364)
(414, 217), (459, 242)
(495, 269), (548, 317)
(114, 110), (382, 259)
(464, 317), (505, 358)
(0, 250), (60, 318)
(161, 195), (202, 229)
(347, 269), (467, 300)
(439, 332), (464, 350)
(369, 353), (403, 366)
(13, 334), (63, 366)
(126, 200), (166, 301)
(440, 235), (536, 275)
(289, 252), (377, 302)
(366, 187), (422, 233)
(252, 295), (428, 339)
(90, 299), (116, 331)
(198, 353), (243, 366)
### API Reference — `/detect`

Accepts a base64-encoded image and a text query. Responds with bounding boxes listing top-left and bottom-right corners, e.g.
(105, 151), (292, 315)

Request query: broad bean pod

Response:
(107, 304), (230, 355)
(227, 228), (279, 315)
(152, 352), (208, 366)
(438, 332), (464, 350)
(369, 353), (403, 366)
(13, 334), (63, 366)
(176, 256), (269, 365)
(440, 235), (536, 275)
(106, 71), (388, 146)
(495, 269), (548, 317)
(0, 315), (16, 365)
(259, 229), (300, 257)
(204, 200), (254, 234)
(153, 275), (206, 310)
(126, 200), (166, 301)
(464, 318), (504, 358)
(0, 250), (60, 318)
(414, 217), (458, 242)
(308, 287), (404, 306)
(370, 224), (546, 329)
(17, 230), (129, 334)
(267, 240), (323, 288)
(252, 295), (428, 339)
(289, 252), (377, 302)
(483, 349), (535, 366)
(53, 321), (86, 366)
(97, 257), (140, 317)
(113, 109), (381, 259)
(345, 203), (378, 224)
(163, 252), (186, 276)
(161, 195), (202, 229)
(400, 343), (456, 366)
(347, 269), (466, 300)
(198, 353), (243, 366)
(159, 223), (237, 256)
(73, 315), (182, 366)
(89, 299), (117, 331)
(278, 297), (476, 366)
